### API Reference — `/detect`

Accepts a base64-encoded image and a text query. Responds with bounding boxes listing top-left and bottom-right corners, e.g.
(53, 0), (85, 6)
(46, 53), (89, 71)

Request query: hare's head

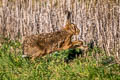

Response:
(63, 10), (80, 35)
(64, 22), (80, 35)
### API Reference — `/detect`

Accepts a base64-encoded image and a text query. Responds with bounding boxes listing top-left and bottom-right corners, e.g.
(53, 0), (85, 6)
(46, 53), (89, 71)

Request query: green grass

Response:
(0, 39), (120, 80)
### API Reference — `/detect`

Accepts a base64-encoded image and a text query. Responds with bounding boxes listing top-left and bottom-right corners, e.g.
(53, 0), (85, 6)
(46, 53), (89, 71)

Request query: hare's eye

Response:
(71, 24), (74, 26)
(72, 24), (75, 27)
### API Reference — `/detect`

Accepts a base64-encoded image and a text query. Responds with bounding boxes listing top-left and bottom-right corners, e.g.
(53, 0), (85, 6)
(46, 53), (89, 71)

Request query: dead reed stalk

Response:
(0, 0), (119, 62)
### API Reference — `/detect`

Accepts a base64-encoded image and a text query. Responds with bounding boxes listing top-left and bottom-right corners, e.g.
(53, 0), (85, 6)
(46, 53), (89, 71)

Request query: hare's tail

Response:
(22, 54), (28, 58)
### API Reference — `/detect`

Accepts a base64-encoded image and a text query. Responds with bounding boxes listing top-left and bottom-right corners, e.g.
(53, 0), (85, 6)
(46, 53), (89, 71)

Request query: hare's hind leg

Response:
(26, 46), (45, 61)
(31, 50), (45, 61)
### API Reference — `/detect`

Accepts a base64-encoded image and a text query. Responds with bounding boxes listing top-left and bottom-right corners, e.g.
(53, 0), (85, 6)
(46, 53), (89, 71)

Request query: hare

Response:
(22, 11), (88, 60)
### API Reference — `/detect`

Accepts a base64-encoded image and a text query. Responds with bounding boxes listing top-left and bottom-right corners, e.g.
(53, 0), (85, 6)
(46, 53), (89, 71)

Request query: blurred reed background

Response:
(0, 0), (119, 62)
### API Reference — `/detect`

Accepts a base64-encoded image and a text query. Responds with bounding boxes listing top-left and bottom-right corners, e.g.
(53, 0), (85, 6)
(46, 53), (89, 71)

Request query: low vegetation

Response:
(0, 39), (120, 80)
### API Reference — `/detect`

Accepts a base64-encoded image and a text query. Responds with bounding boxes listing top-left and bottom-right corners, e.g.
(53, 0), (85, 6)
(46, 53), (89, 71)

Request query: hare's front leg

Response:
(76, 45), (88, 51)
(71, 41), (88, 51)
(58, 36), (72, 50)
(61, 44), (72, 50)
(71, 41), (83, 46)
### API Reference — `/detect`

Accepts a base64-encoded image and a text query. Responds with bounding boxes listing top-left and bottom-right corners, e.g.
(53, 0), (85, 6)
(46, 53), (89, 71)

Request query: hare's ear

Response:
(64, 10), (71, 26)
